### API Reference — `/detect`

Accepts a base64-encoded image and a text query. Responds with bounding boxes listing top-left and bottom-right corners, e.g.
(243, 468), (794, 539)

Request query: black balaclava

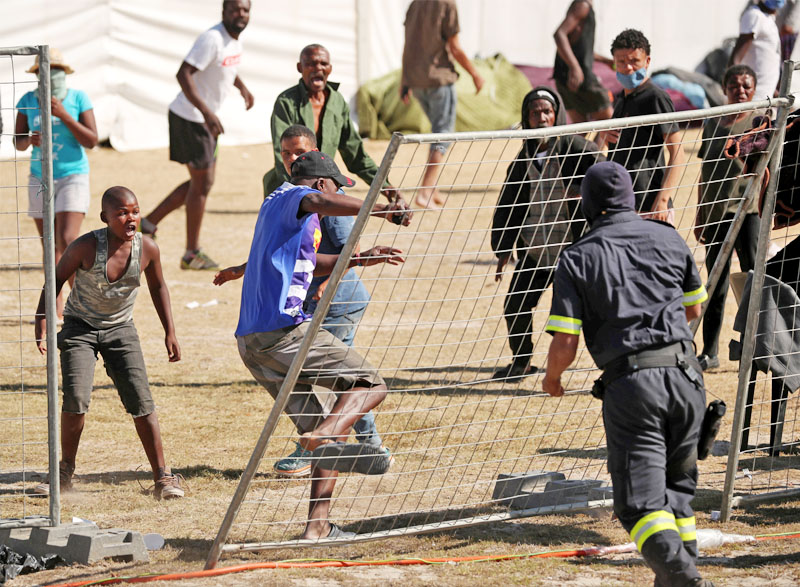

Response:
(580, 161), (636, 224)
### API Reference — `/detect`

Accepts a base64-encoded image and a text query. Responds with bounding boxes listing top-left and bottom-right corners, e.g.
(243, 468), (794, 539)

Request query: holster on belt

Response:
(591, 341), (704, 400)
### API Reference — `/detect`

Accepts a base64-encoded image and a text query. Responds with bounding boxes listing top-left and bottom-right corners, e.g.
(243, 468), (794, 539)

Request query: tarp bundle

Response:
(356, 54), (532, 139)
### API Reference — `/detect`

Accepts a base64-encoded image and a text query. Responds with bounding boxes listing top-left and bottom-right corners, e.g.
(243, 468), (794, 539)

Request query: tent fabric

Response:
(356, 54), (532, 139)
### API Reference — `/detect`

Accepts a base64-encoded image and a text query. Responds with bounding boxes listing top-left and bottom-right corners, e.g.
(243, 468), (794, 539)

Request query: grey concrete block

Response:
(0, 522), (148, 564)
(587, 486), (614, 501)
(492, 471), (566, 502)
(509, 491), (588, 510)
(509, 479), (605, 510)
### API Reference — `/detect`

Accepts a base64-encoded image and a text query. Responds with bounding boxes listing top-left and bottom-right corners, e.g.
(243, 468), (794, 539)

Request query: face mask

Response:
(50, 69), (68, 100)
(616, 66), (648, 91)
(763, 0), (786, 11)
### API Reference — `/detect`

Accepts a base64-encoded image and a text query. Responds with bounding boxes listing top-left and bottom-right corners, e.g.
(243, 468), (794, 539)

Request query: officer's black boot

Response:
(641, 536), (701, 586)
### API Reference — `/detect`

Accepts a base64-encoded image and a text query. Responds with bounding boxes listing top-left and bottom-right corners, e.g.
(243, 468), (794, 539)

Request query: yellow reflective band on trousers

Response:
(630, 510), (679, 551)
(676, 516), (697, 542)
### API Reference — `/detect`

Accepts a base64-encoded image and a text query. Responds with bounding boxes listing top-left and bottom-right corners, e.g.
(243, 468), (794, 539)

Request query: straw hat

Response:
(27, 48), (74, 74)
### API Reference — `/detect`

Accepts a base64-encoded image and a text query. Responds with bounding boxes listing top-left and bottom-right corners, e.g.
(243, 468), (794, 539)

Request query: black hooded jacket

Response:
(491, 86), (603, 258)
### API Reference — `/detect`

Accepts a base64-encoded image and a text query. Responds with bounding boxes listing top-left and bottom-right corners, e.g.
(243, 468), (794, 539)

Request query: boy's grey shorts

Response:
(237, 322), (385, 435)
(58, 317), (154, 417)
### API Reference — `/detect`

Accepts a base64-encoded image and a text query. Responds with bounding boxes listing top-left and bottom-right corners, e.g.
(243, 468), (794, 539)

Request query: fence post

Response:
(720, 61), (796, 522)
(35, 45), (60, 528)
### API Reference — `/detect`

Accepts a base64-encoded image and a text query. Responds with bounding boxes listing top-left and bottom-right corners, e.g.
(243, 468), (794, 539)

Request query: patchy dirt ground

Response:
(1, 135), (800, 586)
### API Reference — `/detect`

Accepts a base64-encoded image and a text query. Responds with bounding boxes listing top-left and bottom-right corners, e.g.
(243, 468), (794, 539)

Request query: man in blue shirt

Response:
(270, 125), (387, 477)
(542, 162), (710, 586)
(215, 151), (407, 539)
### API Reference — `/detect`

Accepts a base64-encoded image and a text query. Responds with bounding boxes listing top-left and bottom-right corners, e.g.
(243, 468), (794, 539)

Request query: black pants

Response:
(702, 213), (759, 357)
(604, 366), (706, 586)
(503, 254), (553, 368)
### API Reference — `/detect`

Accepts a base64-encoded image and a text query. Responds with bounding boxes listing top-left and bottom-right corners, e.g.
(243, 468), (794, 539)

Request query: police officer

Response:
(542, 161), (711, 587)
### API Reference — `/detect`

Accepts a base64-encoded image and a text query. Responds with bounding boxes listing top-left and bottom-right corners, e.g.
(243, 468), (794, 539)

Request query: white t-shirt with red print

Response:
(169, 22), (242, 123)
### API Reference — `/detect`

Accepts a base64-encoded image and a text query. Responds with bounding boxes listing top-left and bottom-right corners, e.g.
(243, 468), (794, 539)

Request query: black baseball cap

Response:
(290, 151), (355, 188)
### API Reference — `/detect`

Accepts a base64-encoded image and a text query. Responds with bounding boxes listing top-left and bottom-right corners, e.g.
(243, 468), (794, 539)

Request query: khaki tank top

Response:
(64, 229), (142, 328)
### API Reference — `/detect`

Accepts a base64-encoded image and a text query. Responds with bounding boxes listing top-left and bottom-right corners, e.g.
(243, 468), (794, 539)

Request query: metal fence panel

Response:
(0, 45), (58, 528)
(207, 90), (785, 567)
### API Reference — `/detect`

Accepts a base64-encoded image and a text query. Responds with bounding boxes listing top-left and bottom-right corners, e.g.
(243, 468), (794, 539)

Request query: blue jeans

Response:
(414, 84), (457, 154)
(322, 307), (382, 447)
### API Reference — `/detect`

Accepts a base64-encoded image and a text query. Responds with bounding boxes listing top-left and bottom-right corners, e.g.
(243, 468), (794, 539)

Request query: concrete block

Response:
(509, 479), (605, 510)
(587, 486), (614, 501)
(491, 471), (566, 503)
(0, 523), (148, 564)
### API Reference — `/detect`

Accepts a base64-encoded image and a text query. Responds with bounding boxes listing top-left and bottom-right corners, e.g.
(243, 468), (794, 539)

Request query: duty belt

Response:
(591, 341), (704, 399)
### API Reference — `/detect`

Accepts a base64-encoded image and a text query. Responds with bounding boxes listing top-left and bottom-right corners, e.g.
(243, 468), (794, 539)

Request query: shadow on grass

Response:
(729, 502), (800, 527)
(346, 504), (610, 547)
(0, 380), (257, 392)
(38, 562), (146, 587)
(701, 550), (800, 568)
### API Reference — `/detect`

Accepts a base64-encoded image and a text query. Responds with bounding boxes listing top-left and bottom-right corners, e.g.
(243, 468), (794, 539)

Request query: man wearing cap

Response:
(491, 86), (602, 380)
(214, 151), (408, 540)
(141, 0), (254, 271)
(542, 162), (711, 586)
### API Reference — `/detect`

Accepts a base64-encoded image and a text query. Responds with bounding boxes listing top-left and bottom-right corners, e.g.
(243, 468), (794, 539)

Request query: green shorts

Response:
(236, 322), (385, 435)
(58, 317), (154, 417)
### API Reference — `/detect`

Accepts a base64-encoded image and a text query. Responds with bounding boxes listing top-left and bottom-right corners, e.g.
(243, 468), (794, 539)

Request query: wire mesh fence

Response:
(0, 46), (58, 528)
(721, 62), (800, 517)
(206, 84), (789, 566)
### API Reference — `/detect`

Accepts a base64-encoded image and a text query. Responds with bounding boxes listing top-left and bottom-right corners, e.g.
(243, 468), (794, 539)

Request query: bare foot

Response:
(414, 188), (442, 209)
(299, 432), (336, 452)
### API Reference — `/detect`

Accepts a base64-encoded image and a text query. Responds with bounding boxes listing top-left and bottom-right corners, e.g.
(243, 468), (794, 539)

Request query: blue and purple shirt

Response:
(235, 183), (322, 336)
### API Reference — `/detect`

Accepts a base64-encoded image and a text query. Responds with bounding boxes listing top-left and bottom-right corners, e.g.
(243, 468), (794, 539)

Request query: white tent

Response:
(0, 0), (738, 153)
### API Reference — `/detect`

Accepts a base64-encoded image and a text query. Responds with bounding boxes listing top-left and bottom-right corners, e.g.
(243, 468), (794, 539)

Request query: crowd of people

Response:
(20, 0), (798, 584)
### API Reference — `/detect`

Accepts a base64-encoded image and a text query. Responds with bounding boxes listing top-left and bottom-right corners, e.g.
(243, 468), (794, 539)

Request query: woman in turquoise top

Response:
(15, 48), (98, 317)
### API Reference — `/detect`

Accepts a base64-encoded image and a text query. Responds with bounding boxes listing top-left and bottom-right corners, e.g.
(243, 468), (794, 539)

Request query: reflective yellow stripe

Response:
(682, 286), (708, 307)
(545, 315), (582, 335)
(630, 510), (679, 551)
(676, 516), (697, 542)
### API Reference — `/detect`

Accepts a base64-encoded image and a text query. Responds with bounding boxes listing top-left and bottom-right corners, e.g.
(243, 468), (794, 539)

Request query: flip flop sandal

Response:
(311, 442), (392, 475)
(327, 523), (357, 539)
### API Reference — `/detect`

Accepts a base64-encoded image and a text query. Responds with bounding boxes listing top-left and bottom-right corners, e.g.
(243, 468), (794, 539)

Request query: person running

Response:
(141, 0), (254, 270)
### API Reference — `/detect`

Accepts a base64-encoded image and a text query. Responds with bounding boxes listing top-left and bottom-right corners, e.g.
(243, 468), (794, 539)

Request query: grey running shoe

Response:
(180, 249), (219, 271)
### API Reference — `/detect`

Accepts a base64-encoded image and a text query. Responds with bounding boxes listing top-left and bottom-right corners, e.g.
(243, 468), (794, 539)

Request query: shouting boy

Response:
(34, 186), (184, 500)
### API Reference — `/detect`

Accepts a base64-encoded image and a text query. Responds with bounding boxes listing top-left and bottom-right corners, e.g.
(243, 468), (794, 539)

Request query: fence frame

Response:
(205, 92), (791, 569)
(720, 61), (799, 521)
(0, 45), (58, 529)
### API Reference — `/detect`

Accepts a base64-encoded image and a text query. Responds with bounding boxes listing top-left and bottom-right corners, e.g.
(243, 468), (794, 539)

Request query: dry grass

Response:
(1, 136), (800, 585)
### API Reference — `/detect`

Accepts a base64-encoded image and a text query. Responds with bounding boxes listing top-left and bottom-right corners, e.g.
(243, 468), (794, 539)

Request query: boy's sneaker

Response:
(274, 442), (313, 477)
(154, 471), (185, 500)
(32, 461), (74, 496)
(180, 249), (219, 271)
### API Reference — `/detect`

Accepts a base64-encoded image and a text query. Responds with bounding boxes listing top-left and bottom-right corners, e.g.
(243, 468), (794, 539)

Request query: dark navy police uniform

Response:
(546, 162), (708, 586)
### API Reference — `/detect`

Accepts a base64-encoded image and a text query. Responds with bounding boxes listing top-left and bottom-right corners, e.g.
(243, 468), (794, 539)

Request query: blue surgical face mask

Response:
(616, 66), (648, 91)
(763, 0), (786, 12)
